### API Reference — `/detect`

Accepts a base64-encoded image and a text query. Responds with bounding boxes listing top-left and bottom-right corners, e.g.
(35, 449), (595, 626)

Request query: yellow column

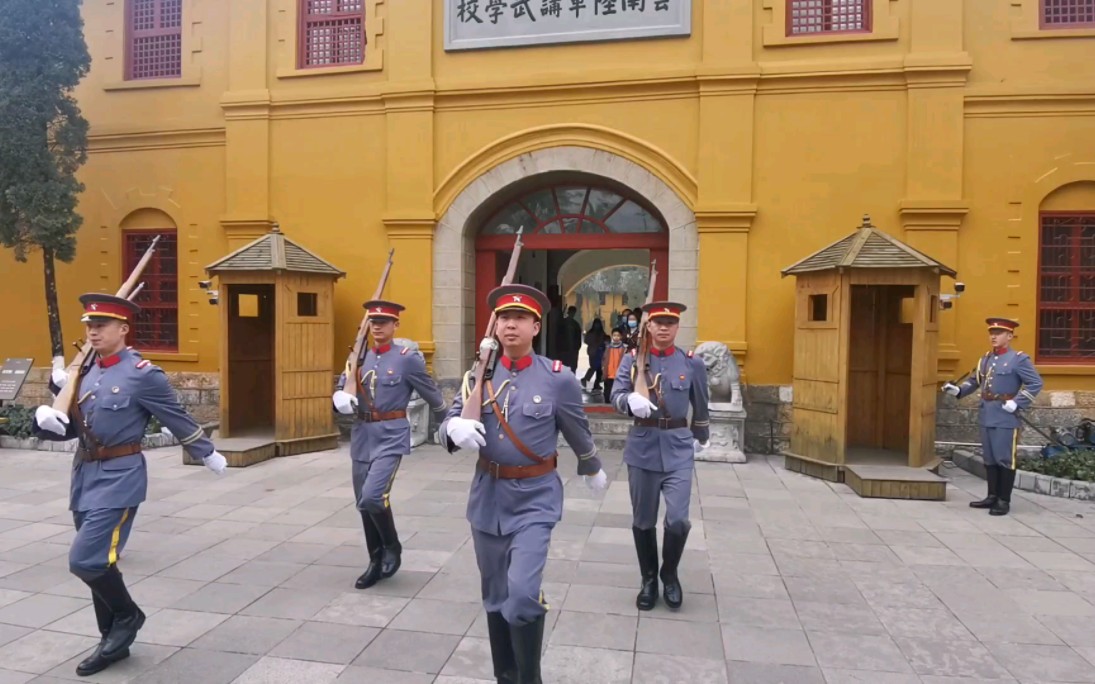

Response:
(902, 0), (971, 380)
(695, 0), (758, 369)
(220, 1), (273, 248)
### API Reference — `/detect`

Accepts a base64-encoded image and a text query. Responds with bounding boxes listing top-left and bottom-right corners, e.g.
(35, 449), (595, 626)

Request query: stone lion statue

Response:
(694, 341), (743, 411)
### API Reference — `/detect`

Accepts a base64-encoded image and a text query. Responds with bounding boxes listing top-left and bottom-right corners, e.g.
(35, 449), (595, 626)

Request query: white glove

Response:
(51, 368), (68, 390)
(446, 417), (486, 450)
(582, 469), (608, 491)
(203, 451), (227, 475)
(332, 390), (358, 415)
(941, 383), (960, 397)
(1002, 399), (1017, 413)
(627, 393), (657, 418)
(693, 439), (710, 454)
(34, 405), (69, 435)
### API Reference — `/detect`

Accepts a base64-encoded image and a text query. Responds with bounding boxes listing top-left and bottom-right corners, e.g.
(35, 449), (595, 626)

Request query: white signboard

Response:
(444, 0), (692, 52)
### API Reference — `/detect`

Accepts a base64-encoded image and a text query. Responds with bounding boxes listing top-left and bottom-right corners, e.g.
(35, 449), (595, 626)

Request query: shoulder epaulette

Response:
(552, 360), (562, 372)
(400, 347), (409, 355)
(1016, 351), (1026, 357)
(136, 359), (151, 369)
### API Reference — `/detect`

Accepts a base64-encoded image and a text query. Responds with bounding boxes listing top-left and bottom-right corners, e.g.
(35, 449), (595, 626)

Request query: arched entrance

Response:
(474, 178), (669, 348)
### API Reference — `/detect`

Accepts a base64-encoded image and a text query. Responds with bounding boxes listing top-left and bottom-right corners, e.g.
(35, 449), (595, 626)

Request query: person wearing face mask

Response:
(624, 313), (641, 350)
(33, 293), (226, 676)
(441, 284), (607, 684)
(332, 300), (448, 590)
(942, 317), (1043, 516)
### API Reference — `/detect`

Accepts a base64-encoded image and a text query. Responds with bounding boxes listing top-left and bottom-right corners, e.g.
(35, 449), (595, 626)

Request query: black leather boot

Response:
(991, 468), (1016, 516)
(486, 612), (518, 684)
(370, 508), (402, 578)
(509, 614), (545, 684)
(632, 527), (658, 611)
(84, 567), (144, 661)
(355, 511), (384, 589)
(970, 464), (999, 508)
(75, 592), (130, 676)
(659, 525), (690, 610)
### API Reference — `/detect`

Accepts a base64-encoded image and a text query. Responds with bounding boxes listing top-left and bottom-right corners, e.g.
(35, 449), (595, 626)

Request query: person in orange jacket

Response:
(601, 328), (627, 404)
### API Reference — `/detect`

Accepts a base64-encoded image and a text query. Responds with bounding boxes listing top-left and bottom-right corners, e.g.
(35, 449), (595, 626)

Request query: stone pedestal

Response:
(696, 404), (747, 463)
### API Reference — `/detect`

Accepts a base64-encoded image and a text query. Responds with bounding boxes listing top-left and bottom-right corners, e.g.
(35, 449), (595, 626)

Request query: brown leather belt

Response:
(981, 392), (1016, 401)
(361, 410), (407, 423)
(477, 454), (558, 480)
(634, 417), (688, 429)
(78, 442), (142, 462)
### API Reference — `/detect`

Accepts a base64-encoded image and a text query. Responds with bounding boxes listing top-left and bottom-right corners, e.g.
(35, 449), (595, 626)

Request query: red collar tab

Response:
(651, 346), (675, 358)
(993, 346), (1008, 356)
(373, 344), (392, 355)
(98, 352), (124, 368)
(501, 355), (533, 371)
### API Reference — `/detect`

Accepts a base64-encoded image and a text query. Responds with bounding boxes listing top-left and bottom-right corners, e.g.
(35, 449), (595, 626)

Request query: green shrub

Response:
(1018, 450), (1095, 483)
(0, 404), (35, 439)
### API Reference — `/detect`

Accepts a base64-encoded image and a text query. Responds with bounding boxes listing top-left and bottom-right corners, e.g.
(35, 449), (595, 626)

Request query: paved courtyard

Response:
(1, 445), (1094, 683)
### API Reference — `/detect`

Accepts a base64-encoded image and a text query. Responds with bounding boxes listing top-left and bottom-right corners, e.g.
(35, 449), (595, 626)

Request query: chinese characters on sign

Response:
(0, 358), (33, 402)
(447, 0), (689, 51)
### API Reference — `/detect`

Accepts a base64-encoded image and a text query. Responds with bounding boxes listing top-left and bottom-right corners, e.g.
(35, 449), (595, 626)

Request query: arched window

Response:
(121, 209), (178, 352)
(480, 183), (665, 236)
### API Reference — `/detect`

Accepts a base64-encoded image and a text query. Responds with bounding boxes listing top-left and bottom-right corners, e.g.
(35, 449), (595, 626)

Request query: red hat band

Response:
(494, 293), (543, 318)
(83, 301), (132, 321)
(367, 305), (400, 320)
(648, 306), (682, 319)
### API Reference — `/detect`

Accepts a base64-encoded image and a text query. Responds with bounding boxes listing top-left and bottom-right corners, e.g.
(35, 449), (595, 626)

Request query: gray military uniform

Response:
(957, 348), (1043, 469)
(337, 342), (446, 512)
(611, 346), (710, 532)
(36, 348), (214, 580)
(440, 353), (601, 625)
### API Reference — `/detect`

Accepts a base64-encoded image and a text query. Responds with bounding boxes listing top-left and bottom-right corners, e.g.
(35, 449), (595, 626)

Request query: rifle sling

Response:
(69, 375), (102, 460)
(485, 379), (547, 465)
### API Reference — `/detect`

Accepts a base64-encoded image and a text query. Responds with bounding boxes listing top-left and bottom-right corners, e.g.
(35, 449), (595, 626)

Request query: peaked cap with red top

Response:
(363, 299), (405, 321)
(640, 301), (687, 320)
(79, 293), (141, 323)
(986, 317), (1019, 333)
(488, 284), (551, 320)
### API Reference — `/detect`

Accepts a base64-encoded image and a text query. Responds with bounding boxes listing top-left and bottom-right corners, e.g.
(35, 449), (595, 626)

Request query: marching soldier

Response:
(611, 302), (710, 611)
(332, 300), (447, 590)
(441, 284), (608, 684)
(33, 293), (225, 676)
(942, 317), (1043, 516)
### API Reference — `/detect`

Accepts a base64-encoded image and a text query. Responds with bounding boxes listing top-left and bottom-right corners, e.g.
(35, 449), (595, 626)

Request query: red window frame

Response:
(125, 0), (183, 80)
(787, 0), (872, 36)
(122, 230), (179, 352)
(1036, 212), (1095, 363)
(298, 0), (366, 69)
(1040, 0), (1095, 28)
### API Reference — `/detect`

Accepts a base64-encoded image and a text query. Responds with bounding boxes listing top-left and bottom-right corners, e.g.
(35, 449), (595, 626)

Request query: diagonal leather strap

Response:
(70, 376), (103, 461)
(485, 379), (547, 465)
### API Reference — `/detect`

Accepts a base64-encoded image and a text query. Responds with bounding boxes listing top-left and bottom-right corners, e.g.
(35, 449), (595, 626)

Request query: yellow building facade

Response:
(2, 1), (1094, 447)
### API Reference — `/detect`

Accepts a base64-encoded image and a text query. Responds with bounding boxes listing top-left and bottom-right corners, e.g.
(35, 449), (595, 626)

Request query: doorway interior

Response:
(846, 284), (914, 465)
(227, 284), (275, 437)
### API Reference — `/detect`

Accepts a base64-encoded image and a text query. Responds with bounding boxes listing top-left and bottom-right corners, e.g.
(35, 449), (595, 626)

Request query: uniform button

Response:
(90, 395), (96, 400)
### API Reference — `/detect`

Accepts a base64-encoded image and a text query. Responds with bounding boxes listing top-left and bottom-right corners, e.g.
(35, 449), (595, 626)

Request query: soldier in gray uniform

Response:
(332, 299), (447, 589)
(34, 293), (225, 677)
(943, 316), (1043, 516)
(441, 284), (607, 684)
(611, 301), (710, 611)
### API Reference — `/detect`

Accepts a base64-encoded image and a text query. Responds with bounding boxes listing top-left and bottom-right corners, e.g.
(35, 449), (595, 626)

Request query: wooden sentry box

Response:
(780, 216), (955, 499)
(201, 223), (346, 464)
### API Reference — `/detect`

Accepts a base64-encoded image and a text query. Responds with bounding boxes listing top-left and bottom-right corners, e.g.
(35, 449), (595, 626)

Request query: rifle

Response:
(53, 237), (161, 412)
(344, 248), (396, 387)
(633, 260), (659, 400)
(461, 227), (525, 421)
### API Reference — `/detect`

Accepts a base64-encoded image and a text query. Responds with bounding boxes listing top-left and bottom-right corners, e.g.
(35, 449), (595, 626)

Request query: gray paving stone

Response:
(542, 644), (633, 683)
(1007, 589), (1095, 617)
(562, 584), (639, 617)
(0, 594), (86, 629)
(1034, 614), (1095, 647)
(44, 642), (178, 683)
(313, 593), (408, 628)
(551, 610), (637, 651)
(189, 614), (301, 656)
(872, 606), (977, 642)
(0, 624), (31, 649)
(334, 665), (434, 683)
(230, 655), (344, 683)
(353, 629), (460, 674)
(820, 670), (921, 683)
(0, 630), (97, 675)
(0, 566), (74, 594)
(987, 642), (1095, 682)
(438, 636), (494, 680)
(388, 598), (481, 636)
(958, 612), (1066, 645)
(135, 608), (230, 647)
(236, 587), (341, 621)
(169, 582), (270, 615)
(631, 653), (727, 683)
(136, 646), (260, 684)
(716, 596), (800, 629)
(724, 661), (824, 683)
(793, 601), (887, 635)
(806, 631), (913, 674)
(721, 625), (816, 667)
(0, 668), (33, 684)
(894, 637), (1014, 679)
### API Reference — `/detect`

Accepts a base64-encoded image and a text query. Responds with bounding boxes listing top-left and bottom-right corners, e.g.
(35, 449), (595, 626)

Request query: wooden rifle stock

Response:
(633, 260), (659, 400)
(52, 236), (161, 412)
(460, 227), (525, 421)
(344, 248), (396, 387)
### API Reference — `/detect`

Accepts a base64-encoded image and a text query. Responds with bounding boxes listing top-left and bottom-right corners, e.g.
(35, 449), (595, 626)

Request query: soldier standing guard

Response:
(332, 300), (447, 589)
(441, 284), (608, 684)
(33, 293), (226, 677)
(611, 302), (710, 611)
(943, 317), (1043, 516)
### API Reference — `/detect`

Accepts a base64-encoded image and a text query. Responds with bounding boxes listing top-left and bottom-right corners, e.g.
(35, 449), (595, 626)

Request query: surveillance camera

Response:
(954, 282), (965, 293)
(198, 280), (212, 289)
(940, 300), (953, 310)
(208, 297), (219, 306)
